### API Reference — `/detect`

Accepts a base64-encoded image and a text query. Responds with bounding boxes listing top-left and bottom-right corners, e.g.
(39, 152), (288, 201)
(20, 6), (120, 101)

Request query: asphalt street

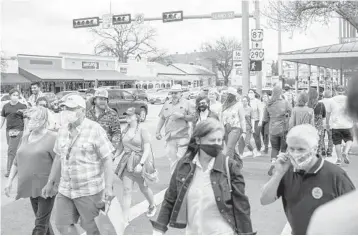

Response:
(1, 104), (357, 235)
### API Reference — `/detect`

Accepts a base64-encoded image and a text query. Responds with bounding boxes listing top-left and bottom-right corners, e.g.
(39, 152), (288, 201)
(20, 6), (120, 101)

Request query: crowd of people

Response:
(1, 78), (357, 235)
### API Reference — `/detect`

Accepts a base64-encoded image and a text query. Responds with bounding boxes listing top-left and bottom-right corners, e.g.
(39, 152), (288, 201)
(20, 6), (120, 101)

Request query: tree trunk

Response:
(224, 76), (230, 86)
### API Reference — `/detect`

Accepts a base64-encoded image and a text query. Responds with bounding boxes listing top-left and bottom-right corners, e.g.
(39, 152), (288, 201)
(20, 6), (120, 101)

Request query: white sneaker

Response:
(253, 150), (261, 158)
(146, 205), (157, 218)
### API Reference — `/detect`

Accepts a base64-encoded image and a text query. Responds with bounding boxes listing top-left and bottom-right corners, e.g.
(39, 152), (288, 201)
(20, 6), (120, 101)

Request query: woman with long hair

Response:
(151, 118), (254, 235)
(260, 93), (270, 154)
(238, 96), (260, 158)
(4, 106), (57, 234)
(208, 88), (222, 120)
(307, 88), (327, 156)
(222, 87), (246, 168)
(288, 91), (314, 130)
(115, 107), (157, 226)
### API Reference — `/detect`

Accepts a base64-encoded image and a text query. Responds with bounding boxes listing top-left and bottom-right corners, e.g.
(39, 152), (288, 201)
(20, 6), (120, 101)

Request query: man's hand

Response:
(170, 112), (184, 120)
(42, 182), (57, 199)
(4, 182), (12, 197)
(104, 186), (114, 202)
(274, 153), (291, 175)
(156, 133), (162, 140)
(134, 164), (143, 174)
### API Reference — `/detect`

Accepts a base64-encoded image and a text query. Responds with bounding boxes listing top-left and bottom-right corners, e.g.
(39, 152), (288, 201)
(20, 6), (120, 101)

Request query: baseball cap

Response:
(123, 107), (141, 116)
(61, 94), (86, 109)
(227, 87), (237, 96)
(170, 84), (183, 92)
(94, 89), (109, 98)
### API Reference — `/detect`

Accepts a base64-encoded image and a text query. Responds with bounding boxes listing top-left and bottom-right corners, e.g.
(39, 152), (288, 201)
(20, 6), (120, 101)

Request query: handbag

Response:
(95, 197), (126, 235)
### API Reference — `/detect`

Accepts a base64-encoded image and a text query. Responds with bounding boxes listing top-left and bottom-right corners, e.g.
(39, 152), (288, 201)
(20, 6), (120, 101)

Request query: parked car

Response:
(125, 88), (149, 102)
(42, 92), (57, 104)
(149, 90), (170, 104)
(56, 91), (80, 100)
(105, 89), (148, 122)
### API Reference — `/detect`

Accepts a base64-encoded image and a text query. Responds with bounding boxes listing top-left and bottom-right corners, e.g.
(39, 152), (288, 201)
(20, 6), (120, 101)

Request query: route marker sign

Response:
(251, 29), (264, 41)
(135, 14), (144, 24)
(211, 11), (235, 20)
(250, 49), (264, 61)
(233, 50), (242, 61)
(252, 41), (262, 49)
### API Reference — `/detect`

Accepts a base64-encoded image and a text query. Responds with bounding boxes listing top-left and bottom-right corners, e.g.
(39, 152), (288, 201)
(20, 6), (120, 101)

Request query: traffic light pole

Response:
(242, 1), (250, 95)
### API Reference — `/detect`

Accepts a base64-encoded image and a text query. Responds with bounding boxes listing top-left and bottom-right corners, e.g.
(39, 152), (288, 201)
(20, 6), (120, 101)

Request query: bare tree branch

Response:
(89, 22), (161, 62)
(200, 37), (241, 86)
(263, 0), (358, 33)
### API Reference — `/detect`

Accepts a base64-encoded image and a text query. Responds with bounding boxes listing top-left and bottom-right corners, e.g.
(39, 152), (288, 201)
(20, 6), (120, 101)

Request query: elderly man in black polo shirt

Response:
(260, 124), (355, 235)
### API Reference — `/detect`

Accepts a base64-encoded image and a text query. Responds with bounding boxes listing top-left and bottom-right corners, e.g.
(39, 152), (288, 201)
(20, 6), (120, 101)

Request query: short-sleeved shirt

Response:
(222, 102), (244, 129)
(122, 124), (151, 153)
(1, 102), (27, 131)
(14, 131), (57, 200)
(86, 106), (122, 149)
(328, 95), (354, 129)
(54, 118), (115, 199)
(159, 98), (195, 140)
(249, 99), (262, 121)
(277, 158), (355, 235)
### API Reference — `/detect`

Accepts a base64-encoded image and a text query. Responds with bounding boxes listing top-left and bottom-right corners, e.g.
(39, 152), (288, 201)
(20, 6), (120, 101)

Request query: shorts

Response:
(332, 129), (353, 145)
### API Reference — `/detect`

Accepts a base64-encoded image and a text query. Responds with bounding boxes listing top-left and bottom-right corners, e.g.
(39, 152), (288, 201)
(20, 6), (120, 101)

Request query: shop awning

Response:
(23, 68), (84, 82)
(1, 73), (31, 85)
(279, 41), (358, 70)
(71, 70), (133, 81)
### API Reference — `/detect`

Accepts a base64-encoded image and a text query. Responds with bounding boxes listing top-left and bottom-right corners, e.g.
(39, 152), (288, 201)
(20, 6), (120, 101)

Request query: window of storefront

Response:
(161, 83), (165, 88)
(148, 83), (153, 89)
(143, 84), (148, 89)
(166, 83), (170, 88)
(155, 83), (160, 88)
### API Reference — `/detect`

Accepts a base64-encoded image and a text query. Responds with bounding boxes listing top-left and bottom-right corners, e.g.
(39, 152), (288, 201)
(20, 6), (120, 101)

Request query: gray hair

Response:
(287, 124), (319, 149)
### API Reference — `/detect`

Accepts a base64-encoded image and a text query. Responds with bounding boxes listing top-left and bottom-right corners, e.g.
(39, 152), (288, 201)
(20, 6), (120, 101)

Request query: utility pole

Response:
(242, 0), (250, 94)
(277, 1), (283, 88)
(254, 0), (262, 95)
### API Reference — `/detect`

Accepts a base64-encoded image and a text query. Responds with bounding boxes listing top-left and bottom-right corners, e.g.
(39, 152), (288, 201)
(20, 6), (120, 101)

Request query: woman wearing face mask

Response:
(0, 88), (28, 177)
(193, 96), (219, 129)
(208, 88), (222, 120)
(238, 96), (260, 158)
(151, 118), (254, 235)
(115, 107), (157, 227)
(260, 93), (270, 154)
(4, 106), (58, 235)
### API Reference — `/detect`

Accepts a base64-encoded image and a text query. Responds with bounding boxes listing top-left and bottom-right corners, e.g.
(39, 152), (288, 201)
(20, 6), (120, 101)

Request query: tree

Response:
(0, 51), (8, 73)
(201, 37), (241, 86)
(263, 1), (358, 32)
(90, 22), (160, 62)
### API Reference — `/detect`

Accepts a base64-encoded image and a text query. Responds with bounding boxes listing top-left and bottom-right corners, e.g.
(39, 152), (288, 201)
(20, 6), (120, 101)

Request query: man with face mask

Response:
(260, 124), (355, 235)
(41, 94), (116, 235)
(193, 96), (219, 130)
(86, 89), (122, 155)
(1, 88), (27, 177)
(156, 84), (196, 174)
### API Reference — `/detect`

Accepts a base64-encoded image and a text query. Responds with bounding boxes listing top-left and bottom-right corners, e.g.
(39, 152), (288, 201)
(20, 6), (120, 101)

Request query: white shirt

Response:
(328, 95), (353, 129)
(186, 154), (234, 235)
(197, 110), (209, 125)
(210, 102), (222, 120)
(250, 98), (263, 121)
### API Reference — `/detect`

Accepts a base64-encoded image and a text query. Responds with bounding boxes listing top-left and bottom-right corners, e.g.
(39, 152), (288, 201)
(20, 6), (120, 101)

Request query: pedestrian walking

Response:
(208, 88), (222, 120)
(283, 84), (295, 107)
(28, 82), (44, 107)
(41, 94), (115, 235)
(151, 118), (254, 235)
(326, 85), (354, 165)
(238, 96), (260, 158)
(248, 89), (263, 154)
(156, 84), (196, 174)
(288, 92), (314, 130)
(193, 96), (219, 129)
(263, 86), (292, 176)
(222, 87), (246, 168)
(0, 88), (27, 177)
(307, 88), (327, 157)
(36, 96), (59, 131)
(4, 106), (57, 235)
(86, 89), (122, 154)
(260, 93), (270, 154)
(260, 124), (355, 235)
(115, 107), (157, 226)
(319, 90), (333, 157)
(307, 76), (358, 235)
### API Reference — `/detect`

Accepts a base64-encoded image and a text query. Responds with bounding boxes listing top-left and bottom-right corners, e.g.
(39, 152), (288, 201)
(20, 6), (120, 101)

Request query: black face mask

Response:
(199, 144), (223, 157)
(199, 105), (208, 111)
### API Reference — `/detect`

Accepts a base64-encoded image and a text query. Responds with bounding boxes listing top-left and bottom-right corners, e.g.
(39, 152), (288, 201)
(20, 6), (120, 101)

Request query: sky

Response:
(1, 0), (340, 61)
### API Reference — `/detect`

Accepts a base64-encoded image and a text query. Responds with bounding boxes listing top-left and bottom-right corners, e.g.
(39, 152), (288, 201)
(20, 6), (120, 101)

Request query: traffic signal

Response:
(73, 17), (100, 28)
(162, 11), (183, 23)
(112, 14), (131, 25)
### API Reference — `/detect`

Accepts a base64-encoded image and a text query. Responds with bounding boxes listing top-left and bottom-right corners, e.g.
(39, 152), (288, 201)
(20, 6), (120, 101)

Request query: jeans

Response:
(238, 131), (254, 155)
(253, 121), (262, 150)
(225, 127), (243, 168)
(261, 122), (269, 149)
(30, 196), (55, 235)
(165, 137), (190, 175)
(270, 132), (288, 160)
(320, 129), (333, 155)
(6, 130), (23, 174)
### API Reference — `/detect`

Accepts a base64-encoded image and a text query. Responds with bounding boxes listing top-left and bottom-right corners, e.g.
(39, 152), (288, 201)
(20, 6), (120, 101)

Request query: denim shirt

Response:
(150, 152), (255, 234)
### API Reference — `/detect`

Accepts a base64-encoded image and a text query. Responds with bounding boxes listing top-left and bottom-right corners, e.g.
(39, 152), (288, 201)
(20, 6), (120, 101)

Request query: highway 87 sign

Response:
(250, 49), (264, 61)
(251, 29), (263, 41)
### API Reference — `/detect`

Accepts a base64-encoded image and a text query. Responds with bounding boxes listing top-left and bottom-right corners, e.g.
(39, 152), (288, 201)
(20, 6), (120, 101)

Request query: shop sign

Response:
(82, 62), (99, 69)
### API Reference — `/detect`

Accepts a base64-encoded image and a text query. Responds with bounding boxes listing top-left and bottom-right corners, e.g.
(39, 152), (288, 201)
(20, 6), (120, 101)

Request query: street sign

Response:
(249, 49), (264, 61)
(73, 17), (100, 28)
(251, 29), (264, 41)
(233, 61), (242, 69)
(102, 14), (113, 29)
(211, 11), (235, 20)
(250, 60), (262, 71)
(135, 14), (144, 24)
(252, 41), (262, 49)
(233, 50), (242, 61)
(162, 11), (183, 23)
(113, 14), (131, 25)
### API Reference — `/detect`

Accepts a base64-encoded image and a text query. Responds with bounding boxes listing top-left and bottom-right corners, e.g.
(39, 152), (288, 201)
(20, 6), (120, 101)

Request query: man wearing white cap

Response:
(156, 84), (196, 174)
(42, 94), (115, 235)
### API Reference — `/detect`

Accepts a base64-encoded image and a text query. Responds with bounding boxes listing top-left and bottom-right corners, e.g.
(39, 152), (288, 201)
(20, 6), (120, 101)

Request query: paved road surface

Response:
(1, 104), (357, 235)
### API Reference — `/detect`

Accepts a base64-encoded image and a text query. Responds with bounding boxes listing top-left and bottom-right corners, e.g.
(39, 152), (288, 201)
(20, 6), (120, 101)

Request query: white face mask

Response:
(288, 151), (314, 170)
(60, 110), (78, 126)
